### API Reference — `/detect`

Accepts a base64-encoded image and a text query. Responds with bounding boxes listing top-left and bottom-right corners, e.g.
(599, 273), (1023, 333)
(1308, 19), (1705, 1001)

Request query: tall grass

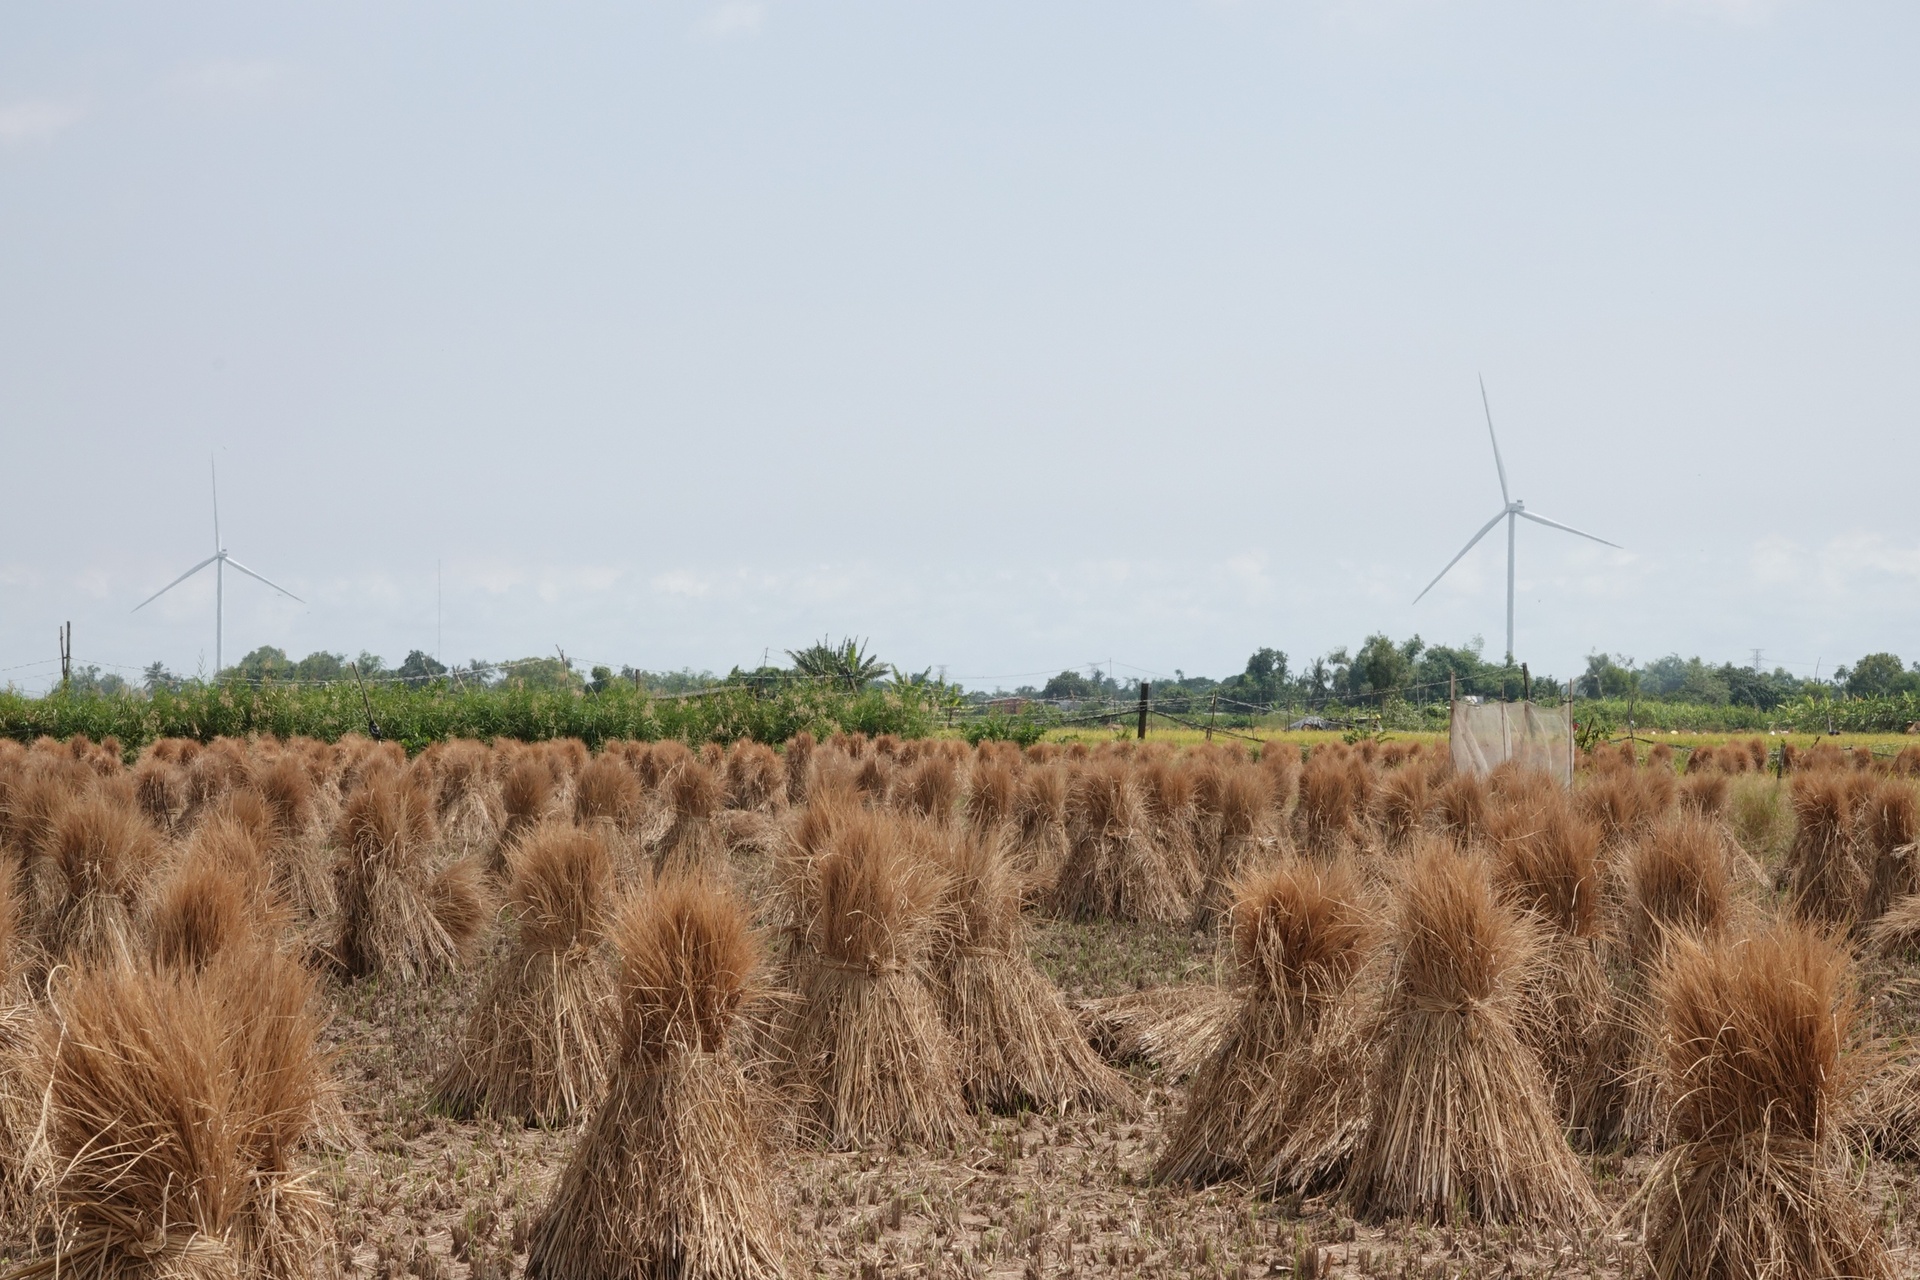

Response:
(2, 679), (939, 757)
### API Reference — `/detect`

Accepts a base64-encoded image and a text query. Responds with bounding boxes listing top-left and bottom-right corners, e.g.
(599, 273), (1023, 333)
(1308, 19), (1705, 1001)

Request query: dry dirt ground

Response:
(308, 911), (1920, 1280)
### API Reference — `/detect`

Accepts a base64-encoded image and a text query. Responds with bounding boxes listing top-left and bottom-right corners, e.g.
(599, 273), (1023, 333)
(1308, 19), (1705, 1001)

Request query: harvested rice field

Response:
(5, 729), (1920, 1279)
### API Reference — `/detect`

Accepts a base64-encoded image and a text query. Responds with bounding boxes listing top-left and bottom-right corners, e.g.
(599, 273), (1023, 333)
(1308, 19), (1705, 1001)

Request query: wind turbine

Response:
(133, 460), (303, 674)
(1413, 378), (1620, 662)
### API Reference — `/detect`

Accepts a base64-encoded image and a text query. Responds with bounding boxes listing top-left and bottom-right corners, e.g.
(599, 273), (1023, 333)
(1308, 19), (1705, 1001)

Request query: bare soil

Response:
(309, 911), (1920, 1280)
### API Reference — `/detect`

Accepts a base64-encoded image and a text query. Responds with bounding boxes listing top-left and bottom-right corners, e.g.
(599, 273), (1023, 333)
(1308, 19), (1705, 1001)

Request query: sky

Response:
(2, 1), (1916, 694)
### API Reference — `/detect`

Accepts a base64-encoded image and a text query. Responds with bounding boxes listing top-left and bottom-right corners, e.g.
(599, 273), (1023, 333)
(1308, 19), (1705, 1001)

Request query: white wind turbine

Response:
(1413, 378), (1620, 663)
(133, 460), (303, 674)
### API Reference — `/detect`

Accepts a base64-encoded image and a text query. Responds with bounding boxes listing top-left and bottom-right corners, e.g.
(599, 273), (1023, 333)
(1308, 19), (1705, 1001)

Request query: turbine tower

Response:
(1413, 378), (1620, 662)
(133, 460), (303, 674)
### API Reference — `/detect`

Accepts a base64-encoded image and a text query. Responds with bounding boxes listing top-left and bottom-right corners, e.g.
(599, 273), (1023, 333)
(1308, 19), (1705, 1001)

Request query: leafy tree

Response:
(787, 637), (887, 692)
(351, 652), (390, 680)
(1579, 653), (1637, 700)
(1718, 663), (1803, 711)
(1355, 633), (1422, 697)
(227, 646), (294, 684)
(143, 662), (183, 695)
(623, 667), (717, 695)
(1842, 653), (1915, 699)
(1414, 638), (1497, 701)
(1041, 670), (1097, 701)
(67, 665), (128, 697)
(497, 656), (582, 693)
(1302, 656), (1332, 700)
(1640, 655), (1731, 706)
(292, 651), (347, 683)
(397, 650), (449, 687)
(1222, 648), (1290, 706)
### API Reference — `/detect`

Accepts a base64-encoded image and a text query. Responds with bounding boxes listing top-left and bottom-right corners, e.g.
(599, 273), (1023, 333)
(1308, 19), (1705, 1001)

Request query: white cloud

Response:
(169, 59), (291, 103)
(700, 2), (766, 40)
(652, 569), (713, 598)
(1749, 531), (1920, 594)
(0, 100), (84, 148)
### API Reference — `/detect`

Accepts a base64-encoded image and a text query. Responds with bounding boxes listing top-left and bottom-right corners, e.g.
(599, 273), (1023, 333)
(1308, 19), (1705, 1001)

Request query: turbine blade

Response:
(222, 556), (304, 603)
(1413, 508), (1508, 604)
(1480, 374), (1510, 506)
(1517, 509), (1621, 549)
(132, 554), (220, 612)
(211, 457), (221, 552)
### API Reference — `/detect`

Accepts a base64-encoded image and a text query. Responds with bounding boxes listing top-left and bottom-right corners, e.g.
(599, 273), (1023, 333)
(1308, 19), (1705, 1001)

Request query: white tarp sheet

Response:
(1449, 700), (1573, 785)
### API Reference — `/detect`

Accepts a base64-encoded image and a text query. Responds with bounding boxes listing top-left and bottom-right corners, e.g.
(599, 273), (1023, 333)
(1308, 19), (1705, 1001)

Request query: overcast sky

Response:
(2, 1), (1915, 693)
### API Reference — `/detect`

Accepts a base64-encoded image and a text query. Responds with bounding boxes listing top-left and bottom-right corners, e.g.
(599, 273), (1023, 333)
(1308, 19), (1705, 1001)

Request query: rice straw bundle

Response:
(526, 876), (785, 1280)
(1624, 813), (1733, 967)
(1634, 923), (1889, 1279)
(1052, 761), (1191, 924)
(233, 764), (336, 930)
(428, 739), (503, 856)
(777, 807), (964, 1148)
(1858, 777), (1919, 921)
(1079, 985), (1235, 1082)
(131, 756), (188, 833)
(332, 771), (489, 982)
(1784, 772), (1866, 926)
(1374, 764), (1430, 850)
(1293, 750), (1368, 856)
(497, 753), (557, 869)
(929, 826), (1133, 1114)
(29, 793), (159, 969)
(783, 732), (815, 806)
(1257, 742), (1302, 816)
(1011, 764), (1071, 885)
(575, 754), (645, 830)
(851, 754), (891, 803)
(0, 861), (31, 1224)
(1489, 796), (1613, 1141)
(180, 737), (255, 825)
(3, 757), (91, 865)
(546, 738), (591, 796)
(1434, 771), (1489, 847)
(432, 823), (620, 1125)
(965, 758), (1019, 834)
(1578, 811), (1735, 1149)
(149, 815), (283, 972)
(1346, 843), (1594, 1225)
(1156, 858), (1375, 1188)
(895, 754), (961, 824)
(14, 947), (332, 1280)
(1158, 758), (1207, 866)
(1867, 894), (1920, 956)
(1678, 770), (1731, 818)
(1190, 768), (1277, 932)
(723, 740), (786, 814)
(656, 760), (723, 870)
(1580, 766), (1674, 848)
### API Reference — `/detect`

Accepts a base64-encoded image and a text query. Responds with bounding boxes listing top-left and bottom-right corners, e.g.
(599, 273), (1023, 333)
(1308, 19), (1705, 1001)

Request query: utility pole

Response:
(1750, 648), (1763, 672)
(1136, 681), (1150, 740)
(59, 621), (71, 693)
